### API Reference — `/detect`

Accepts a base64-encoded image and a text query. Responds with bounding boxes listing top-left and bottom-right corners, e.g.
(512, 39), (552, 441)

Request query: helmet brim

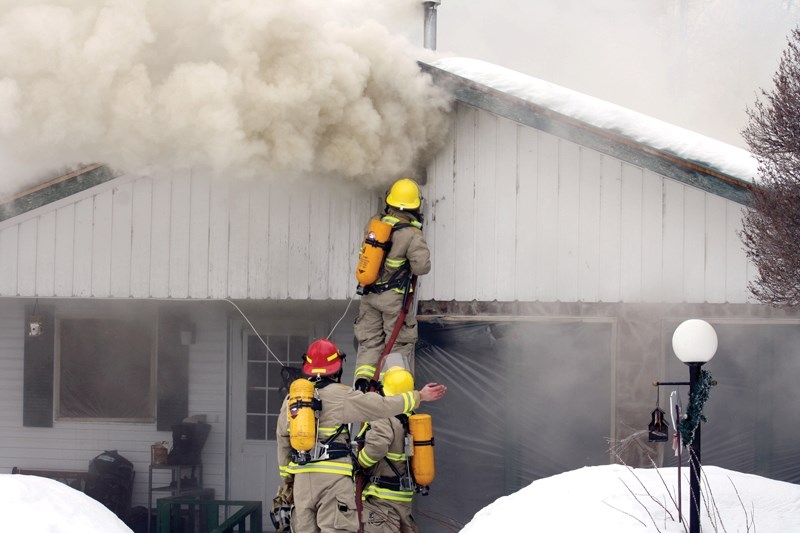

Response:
(302, 359), (342, 377)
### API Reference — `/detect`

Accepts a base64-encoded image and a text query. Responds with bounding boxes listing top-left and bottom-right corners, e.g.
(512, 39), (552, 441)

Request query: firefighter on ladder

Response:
(358, 367), (422, 533)
(354, 178), (431, 391)
(274, 339), (446, 533)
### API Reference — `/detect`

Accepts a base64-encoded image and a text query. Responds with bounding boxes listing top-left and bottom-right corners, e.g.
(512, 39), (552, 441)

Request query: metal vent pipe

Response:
(423, 1), (441, 50)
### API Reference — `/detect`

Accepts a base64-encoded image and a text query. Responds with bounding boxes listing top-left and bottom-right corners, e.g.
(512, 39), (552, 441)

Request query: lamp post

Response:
(672, 319), (718, 533)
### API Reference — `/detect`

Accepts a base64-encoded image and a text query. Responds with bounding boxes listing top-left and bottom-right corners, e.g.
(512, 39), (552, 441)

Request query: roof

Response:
(0, 164), (118, 223)
(421, 58), (754, 205)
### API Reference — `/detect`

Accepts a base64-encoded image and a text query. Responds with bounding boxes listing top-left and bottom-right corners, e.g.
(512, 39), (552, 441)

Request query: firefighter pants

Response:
(354, 290), (417, 381)
(362, 496), (419, 533)
(292, 472), (359, 533)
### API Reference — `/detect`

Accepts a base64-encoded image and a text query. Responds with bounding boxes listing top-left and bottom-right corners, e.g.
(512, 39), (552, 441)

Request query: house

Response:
(1, 58), (797, 531)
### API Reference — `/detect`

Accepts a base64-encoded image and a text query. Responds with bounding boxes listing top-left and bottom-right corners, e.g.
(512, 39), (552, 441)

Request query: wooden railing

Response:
(11, 467), (89, 492)
(156, 497), (262, 533)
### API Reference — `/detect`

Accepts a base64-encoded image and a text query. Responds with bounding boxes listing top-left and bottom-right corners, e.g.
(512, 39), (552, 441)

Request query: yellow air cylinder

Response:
(408, 413), (435, 486)
(288, 379), (316, 452)
(356, 218), (393, 287)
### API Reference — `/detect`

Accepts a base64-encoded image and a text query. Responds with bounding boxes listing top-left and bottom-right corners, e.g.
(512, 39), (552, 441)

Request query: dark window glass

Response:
(57, 317), (154, 421)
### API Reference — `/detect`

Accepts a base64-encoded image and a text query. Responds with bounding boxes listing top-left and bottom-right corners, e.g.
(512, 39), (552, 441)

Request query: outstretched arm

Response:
(419, 383), (446, 402)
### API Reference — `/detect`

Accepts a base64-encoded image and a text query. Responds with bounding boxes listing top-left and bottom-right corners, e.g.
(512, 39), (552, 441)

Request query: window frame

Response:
(53, 312), (157, 423)
(245, 329), (317, 442)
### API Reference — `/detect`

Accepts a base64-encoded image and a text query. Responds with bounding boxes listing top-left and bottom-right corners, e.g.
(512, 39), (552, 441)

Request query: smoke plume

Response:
(0, 0), (451, 195)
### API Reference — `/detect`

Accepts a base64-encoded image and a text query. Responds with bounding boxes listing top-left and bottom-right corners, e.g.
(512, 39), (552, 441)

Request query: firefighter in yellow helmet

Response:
(358, 367), (421, 532)
(354, 178), (431, 390)
(275, 340), (446, 533)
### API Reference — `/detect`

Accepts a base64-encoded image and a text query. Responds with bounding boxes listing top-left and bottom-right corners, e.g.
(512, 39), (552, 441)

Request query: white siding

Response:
(423, 104), (755, 304)
(427, 124), (456, 300)
(515, 127), (539, 301)
(0, 175), (373, 300)
(453, 106), (477, 301)
(0, 299), (228, 509)
(577, 149), (601, 302)
(110, 182), (134, 297)
(536, 132), (559, 301)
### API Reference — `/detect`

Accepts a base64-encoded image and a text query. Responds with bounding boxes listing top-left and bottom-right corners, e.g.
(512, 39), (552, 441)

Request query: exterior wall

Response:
(0, 173), (378, 300)
(0, 298), (228, 509)
(420, 103), (754, 304)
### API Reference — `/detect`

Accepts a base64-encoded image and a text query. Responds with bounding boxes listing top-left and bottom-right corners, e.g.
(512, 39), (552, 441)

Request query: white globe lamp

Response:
(672, 319), (717, 363)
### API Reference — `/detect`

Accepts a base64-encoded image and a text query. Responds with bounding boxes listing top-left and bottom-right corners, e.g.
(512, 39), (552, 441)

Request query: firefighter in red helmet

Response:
(274, 338), (446, 532)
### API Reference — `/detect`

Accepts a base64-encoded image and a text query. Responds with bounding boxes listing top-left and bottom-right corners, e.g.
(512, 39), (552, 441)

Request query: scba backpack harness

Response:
(287, 378), (353, 466)
(355, 217), (418, 295)
(361, 413), (435, 497)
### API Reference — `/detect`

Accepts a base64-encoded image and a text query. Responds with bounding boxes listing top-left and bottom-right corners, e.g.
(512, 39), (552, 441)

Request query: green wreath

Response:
(678, 369), (713, 447)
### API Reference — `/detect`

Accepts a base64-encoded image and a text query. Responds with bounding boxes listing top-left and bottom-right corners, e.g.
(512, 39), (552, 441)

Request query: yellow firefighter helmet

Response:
(386, 178), (421, 210)
(382, 366), (414, 396)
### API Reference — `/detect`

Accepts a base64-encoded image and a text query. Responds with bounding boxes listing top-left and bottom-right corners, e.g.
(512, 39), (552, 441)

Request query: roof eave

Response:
(421, 61), (753, 205)
(0, 164), (119, 223)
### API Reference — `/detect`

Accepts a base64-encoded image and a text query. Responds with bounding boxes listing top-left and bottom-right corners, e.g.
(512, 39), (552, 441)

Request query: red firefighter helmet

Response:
(302, 338), (343, 377)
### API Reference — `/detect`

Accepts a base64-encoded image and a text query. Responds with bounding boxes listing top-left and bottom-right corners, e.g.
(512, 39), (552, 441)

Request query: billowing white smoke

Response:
(0, 0), (451, 194)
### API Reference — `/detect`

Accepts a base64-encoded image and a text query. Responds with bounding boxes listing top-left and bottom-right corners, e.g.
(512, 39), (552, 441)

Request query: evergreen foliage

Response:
(678, 369), (713, 447)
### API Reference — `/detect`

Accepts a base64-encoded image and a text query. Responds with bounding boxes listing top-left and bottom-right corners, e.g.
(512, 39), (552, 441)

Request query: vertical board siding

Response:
(0, 173), (374, 300)
(267, 186), (289, 300)
(475, 111), (498, 301)
(329, 191), (353, 299)
(453, 106), (478, 301)
(535, 132), (559, 301)
(110, 183), (134, 297)
(54, 206), (75, 296)
(704, 195), (727, 302)
(168, 173), (192, 299)
(207, 178), (230, 299)
(0, 99), (755, 304)
(495, 118), (519, 301)
(91, 190), (113, 298)
(662, 179), (685, 302)
(308, 185), (331, 299)
(430, 125), (456, 300)
(72, 197), (93, 297)
(683, 187), (706, 302)
(598, 157), (622, 302)
(640, 170), (663, 303)
(248, 180), (271, 299)
(36, 211), (57, 297)
(515, 126), (539, 301)
(422, 102), (754, 304)
(149, 179), (171, 298)
(557, 141), (580, 302)
(578, 149), (601, 302)
(0, 226), (18, 295)
(17, 219), (37, 296)
(188, 174), (211, 299)
(288, 186), (312, 300)
(130, 179), (153, 298)
(619, 164), (643, 302)
(228, 185), (251, 299)
(726, 202), (749, 302)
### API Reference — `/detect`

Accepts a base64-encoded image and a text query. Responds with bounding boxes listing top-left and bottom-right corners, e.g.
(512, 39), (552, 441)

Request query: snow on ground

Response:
(462, 464), (800, 532)
(0, 474), (132, 532)
(433, 57), (759, 184)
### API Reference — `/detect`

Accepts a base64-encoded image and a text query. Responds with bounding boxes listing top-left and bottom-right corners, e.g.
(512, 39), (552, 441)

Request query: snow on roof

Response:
(433, 57), (758, 183)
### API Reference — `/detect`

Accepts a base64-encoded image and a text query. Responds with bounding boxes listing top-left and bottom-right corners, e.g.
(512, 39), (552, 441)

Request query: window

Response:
(55, 316), (155, 421)
(246, 334), (309, 440)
